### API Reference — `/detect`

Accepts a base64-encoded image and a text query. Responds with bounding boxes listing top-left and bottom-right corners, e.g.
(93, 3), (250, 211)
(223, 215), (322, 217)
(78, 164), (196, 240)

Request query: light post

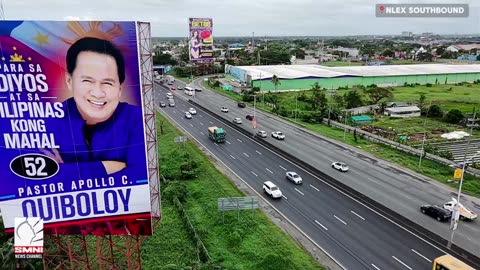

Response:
(418, 101), (432, 170)
(447, 111), (477, 249)
(295, 94), (298, 122)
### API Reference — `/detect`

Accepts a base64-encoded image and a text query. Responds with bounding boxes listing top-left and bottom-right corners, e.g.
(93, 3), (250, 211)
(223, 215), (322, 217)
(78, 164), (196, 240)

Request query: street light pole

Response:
(447, 111), (476, 249)
(418, 101), (432, 170)
(295, 94), (298, 122)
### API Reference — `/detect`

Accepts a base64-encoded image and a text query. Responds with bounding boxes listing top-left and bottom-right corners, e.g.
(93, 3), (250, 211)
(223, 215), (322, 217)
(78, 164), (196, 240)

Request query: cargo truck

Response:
(208, 126), (226, 143)
(444, 198), (478, 221)
(166, 75), (175, 85)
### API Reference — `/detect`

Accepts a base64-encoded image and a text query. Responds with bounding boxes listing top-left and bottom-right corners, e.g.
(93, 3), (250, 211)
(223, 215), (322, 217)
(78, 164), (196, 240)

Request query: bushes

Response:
(444, 109), (464, 124)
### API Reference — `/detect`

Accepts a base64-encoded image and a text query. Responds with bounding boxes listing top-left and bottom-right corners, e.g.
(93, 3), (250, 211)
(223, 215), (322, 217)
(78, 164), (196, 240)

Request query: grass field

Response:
(141, 113), (325, 270)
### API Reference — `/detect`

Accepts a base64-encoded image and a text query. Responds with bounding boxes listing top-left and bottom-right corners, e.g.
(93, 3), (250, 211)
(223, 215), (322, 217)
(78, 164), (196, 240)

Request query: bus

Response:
(433, 255), (475, 270)
(184, 86), (195, 96)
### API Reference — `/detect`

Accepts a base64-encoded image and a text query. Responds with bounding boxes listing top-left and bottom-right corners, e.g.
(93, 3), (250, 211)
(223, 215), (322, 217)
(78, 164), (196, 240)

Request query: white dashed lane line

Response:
(315, 220), (328, 231)
(200, 122), (204, 126)
(230, 155), (236, 160)
(251, 171), (258, 177)
(392, 256), (412, 270)
(350, 211), (365, 221)
(199, 115), (203, 118)
(334, 215), (347, 225)
(282, 195), (288, 200)
(200, 132), (204, 135)
(310, 185), (319, 191)
(209, 121), (213, 124)
(265, 168), (273, 174)
(294, 188), (304, 196)
(214, 143), (218, 146)
(237, 138), (242, 142)
(226, 141), (231, 144)
(411, 249), (431, 263)
(256, 150), (262, 155)
(243, 153), (250, 157)
(279, 165), (287, 170)
(371, 264), (381, 270)
(189, 124), (193, 127)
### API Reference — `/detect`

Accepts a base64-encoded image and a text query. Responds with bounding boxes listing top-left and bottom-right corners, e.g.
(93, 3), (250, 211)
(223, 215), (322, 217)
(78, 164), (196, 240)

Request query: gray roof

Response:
(385, 106), (421, 113)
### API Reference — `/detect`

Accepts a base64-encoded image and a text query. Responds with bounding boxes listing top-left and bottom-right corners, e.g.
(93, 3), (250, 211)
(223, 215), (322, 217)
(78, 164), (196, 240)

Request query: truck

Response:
(208, 126), (226, 143)
(166, 75), (175, 85)
(444, 198), (478, 221)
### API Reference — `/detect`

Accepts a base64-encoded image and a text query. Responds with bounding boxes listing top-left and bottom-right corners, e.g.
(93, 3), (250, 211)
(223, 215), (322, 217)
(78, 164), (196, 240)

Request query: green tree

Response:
(427, 104), (443, 118)
(310, 83), (327, 110)
(418, 93), (426, 109)
(381, 49), (394, 58)
(271, 75), (281, 91)
(344, 90), (364, 109)
(153, 52), (177, 66)
(444, 109), (464, 124)
(416, 52), (433, 62)
(364, 87), (393, 104)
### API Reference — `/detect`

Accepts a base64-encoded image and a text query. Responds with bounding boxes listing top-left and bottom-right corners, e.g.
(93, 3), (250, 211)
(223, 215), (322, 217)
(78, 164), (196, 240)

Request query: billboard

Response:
(188, 18), (214, 61)
(0, 21), (152, 235)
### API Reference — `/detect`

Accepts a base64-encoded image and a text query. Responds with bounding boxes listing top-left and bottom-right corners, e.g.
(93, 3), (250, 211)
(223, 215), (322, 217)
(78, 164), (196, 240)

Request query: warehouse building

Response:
(225, 64), (480, 91)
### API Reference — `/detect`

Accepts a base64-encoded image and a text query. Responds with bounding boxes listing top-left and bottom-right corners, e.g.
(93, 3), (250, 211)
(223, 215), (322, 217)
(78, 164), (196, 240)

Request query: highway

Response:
(155, 82), (457, 269)
(183, 78), (480, 257)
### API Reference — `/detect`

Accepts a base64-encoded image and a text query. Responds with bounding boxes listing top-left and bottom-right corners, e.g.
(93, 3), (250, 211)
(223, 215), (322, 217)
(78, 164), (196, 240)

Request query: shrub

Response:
(425, 83), (433, 87)
(444, 109), (464, 124)
(163, 181), (189, 203)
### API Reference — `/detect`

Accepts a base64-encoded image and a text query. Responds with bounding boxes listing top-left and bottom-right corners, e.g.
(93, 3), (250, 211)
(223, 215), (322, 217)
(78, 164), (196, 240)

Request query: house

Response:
(384, 106), (421, 118)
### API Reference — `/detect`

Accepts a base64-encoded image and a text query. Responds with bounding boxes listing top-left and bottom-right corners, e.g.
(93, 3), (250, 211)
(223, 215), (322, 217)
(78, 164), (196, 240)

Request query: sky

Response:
(4, 0), (480, 37)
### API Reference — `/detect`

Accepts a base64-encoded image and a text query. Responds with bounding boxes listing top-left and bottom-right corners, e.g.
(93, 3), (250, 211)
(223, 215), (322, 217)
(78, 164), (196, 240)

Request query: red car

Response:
(170, 87), (176, 91)
(246, 115), (254, 121)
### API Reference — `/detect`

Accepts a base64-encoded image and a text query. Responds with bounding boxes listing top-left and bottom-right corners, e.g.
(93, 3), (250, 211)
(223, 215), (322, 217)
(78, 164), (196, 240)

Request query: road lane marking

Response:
(279, 165), (287, 170)
(214, 143), (218, 146)
(411, 249), (431, 263)
(314, 220), (328, 231)
(295, 188), (304, 196)
(392, 256), (412, 270)
(334, 215), (347, 225)
(200, 122), (204, 126)
(243, 153), (250, 157)
(173, 111), (176, 113)
(256, 150), (262, 155)
(230, 155), (236, 160)
(251, 171), (258, 177)
(237, 138), (243, 142)
(366, 177), (383, 185)
(351, 211), (365, 221)
(310, 185), (319, 191)
(200, 132), (204, 135)
(199, 115), (203, 118)
(266, 168), (273, 174)
(189, 124), (193, 127)
(371, 264), (381, 270)
(226, 141), (231, 144)
(209, 121), (213, 124)
(282, 195), (288, 200)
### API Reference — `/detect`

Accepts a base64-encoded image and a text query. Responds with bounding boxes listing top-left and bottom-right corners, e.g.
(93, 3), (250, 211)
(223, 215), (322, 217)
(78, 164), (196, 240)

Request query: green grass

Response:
(141, 113), (325, 270)
(167, 70), (191, 83)
(201, 80), (243, 102)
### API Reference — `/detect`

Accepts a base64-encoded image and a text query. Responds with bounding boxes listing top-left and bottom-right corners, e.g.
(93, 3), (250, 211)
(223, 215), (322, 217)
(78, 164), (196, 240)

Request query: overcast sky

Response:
(5, 0), (480, 37)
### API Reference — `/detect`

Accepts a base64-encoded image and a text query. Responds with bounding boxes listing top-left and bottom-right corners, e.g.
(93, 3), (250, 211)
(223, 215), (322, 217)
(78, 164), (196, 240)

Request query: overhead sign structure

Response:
(0, 20), (152, 235)
(188, 18), (214, 61)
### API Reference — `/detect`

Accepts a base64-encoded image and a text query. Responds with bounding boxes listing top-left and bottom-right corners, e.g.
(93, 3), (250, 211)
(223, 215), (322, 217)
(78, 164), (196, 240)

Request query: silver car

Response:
(233, 118), (242, 124)
(256, 130), (267, 138)
(286, 172), (302, 184)
(332, 162), (349, 172)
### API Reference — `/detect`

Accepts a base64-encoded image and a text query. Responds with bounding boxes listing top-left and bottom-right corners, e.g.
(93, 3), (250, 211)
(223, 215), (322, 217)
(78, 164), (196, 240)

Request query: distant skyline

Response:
(5, 0), (480, 37)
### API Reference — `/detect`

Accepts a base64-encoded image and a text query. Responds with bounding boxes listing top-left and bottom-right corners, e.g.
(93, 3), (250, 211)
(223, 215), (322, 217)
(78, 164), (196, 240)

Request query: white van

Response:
(184, 87), (195, 96)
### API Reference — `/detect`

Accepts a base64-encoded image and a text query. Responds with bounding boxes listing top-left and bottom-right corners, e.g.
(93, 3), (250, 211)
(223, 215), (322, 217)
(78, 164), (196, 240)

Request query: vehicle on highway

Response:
(263, 181), (282, 199)
(271, 131), (285, 140)
(286, 172), (302, 184)
(166, 75), (175, 85)
(444, 198), (478, 221)
(177, 86), (183, 90)
(169, 100), (175, 107)
(185, 112), (192, 119)
(188, 108), (197, 115)
(166, 93), (173, 98)
(170, 87), (176, 91)
(221, 107), (229, 113)
(238, 102), (246, 108)
(256, 130), (267, 138)
(331, 162), (349, 172)
(184, 87), (194, 96)
(208, 126), (226, 143)
(420, 205), (452, 222)
(246, 114), (254, 121)
(159, 101), (166, 107)
(233, 118), (242, 124)
(195, 88), (202, 92)
(432, 254), (475, 270)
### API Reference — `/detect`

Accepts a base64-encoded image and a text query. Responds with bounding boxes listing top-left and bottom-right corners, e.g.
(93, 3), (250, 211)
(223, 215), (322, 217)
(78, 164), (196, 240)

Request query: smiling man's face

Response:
(66, 51), (123, 125)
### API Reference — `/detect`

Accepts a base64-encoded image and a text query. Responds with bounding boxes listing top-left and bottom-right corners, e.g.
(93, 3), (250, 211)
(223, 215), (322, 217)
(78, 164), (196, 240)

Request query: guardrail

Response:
(325, 119), (480, 177)
(188, 99), (480, 268)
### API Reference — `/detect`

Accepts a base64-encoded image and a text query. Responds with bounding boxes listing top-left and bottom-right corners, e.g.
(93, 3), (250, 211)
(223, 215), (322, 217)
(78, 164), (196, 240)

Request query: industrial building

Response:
(225, 64), (480, 91)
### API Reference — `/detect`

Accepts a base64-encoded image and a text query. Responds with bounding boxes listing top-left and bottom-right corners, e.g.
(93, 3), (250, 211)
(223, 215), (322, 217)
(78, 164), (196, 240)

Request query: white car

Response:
(263, 181), (282, 199)
(185, 112), (192, 119)
(188, 108), (197, 115)
(166, 93), (173, 98)
(286, 172), (302, 184)
(221, 107), (229, 113)
(233, 118), (242, 124)
(256, 130), (268, 138)
(332, 162), (349, 172)
(271, 131), (285, 140)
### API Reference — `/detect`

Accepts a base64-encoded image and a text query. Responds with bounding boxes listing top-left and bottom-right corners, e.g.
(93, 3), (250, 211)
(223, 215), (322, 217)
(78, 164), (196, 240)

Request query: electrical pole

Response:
(418, 101), (432, 170)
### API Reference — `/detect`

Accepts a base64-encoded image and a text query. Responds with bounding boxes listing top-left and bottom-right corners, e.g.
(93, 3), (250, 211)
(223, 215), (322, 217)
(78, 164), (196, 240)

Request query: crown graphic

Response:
(10, 53), (25, 62)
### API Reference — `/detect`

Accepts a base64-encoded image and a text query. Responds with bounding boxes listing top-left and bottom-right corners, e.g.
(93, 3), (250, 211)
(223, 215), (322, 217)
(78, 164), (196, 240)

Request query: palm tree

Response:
(271, 75), (281, 91)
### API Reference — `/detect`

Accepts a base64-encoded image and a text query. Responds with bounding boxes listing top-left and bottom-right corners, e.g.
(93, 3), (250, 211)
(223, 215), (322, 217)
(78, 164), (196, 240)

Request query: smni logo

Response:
(14, 217), (44, 256)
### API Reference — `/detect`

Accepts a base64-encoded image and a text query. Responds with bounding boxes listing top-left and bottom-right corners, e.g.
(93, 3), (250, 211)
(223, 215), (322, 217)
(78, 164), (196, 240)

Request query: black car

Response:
(238, 102), (246, 108)
(159, 101), (166, 107)
(195, 88), (202, 92)
(420, 205), (452, 222)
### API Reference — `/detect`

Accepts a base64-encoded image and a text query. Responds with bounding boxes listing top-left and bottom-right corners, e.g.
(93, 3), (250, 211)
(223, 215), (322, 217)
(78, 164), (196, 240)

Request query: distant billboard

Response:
(188, 18), (214, 61)
(0, 21), (152, 235)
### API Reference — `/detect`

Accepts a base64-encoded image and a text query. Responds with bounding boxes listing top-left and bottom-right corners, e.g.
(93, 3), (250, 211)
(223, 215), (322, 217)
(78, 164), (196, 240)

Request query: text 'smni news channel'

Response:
(376, 4), (469, 17)
(0, 21), (152, 236)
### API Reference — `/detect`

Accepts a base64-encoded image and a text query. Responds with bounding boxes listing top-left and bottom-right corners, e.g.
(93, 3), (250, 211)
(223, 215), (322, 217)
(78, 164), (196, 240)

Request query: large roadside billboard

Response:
(188, 18), (214, 61)
(0, 21), (152, 235)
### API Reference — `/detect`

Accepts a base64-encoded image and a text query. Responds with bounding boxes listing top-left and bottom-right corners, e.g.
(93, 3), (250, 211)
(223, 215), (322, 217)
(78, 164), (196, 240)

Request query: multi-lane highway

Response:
(154, 81), (473, 269)
(184, 78), (480, 257)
